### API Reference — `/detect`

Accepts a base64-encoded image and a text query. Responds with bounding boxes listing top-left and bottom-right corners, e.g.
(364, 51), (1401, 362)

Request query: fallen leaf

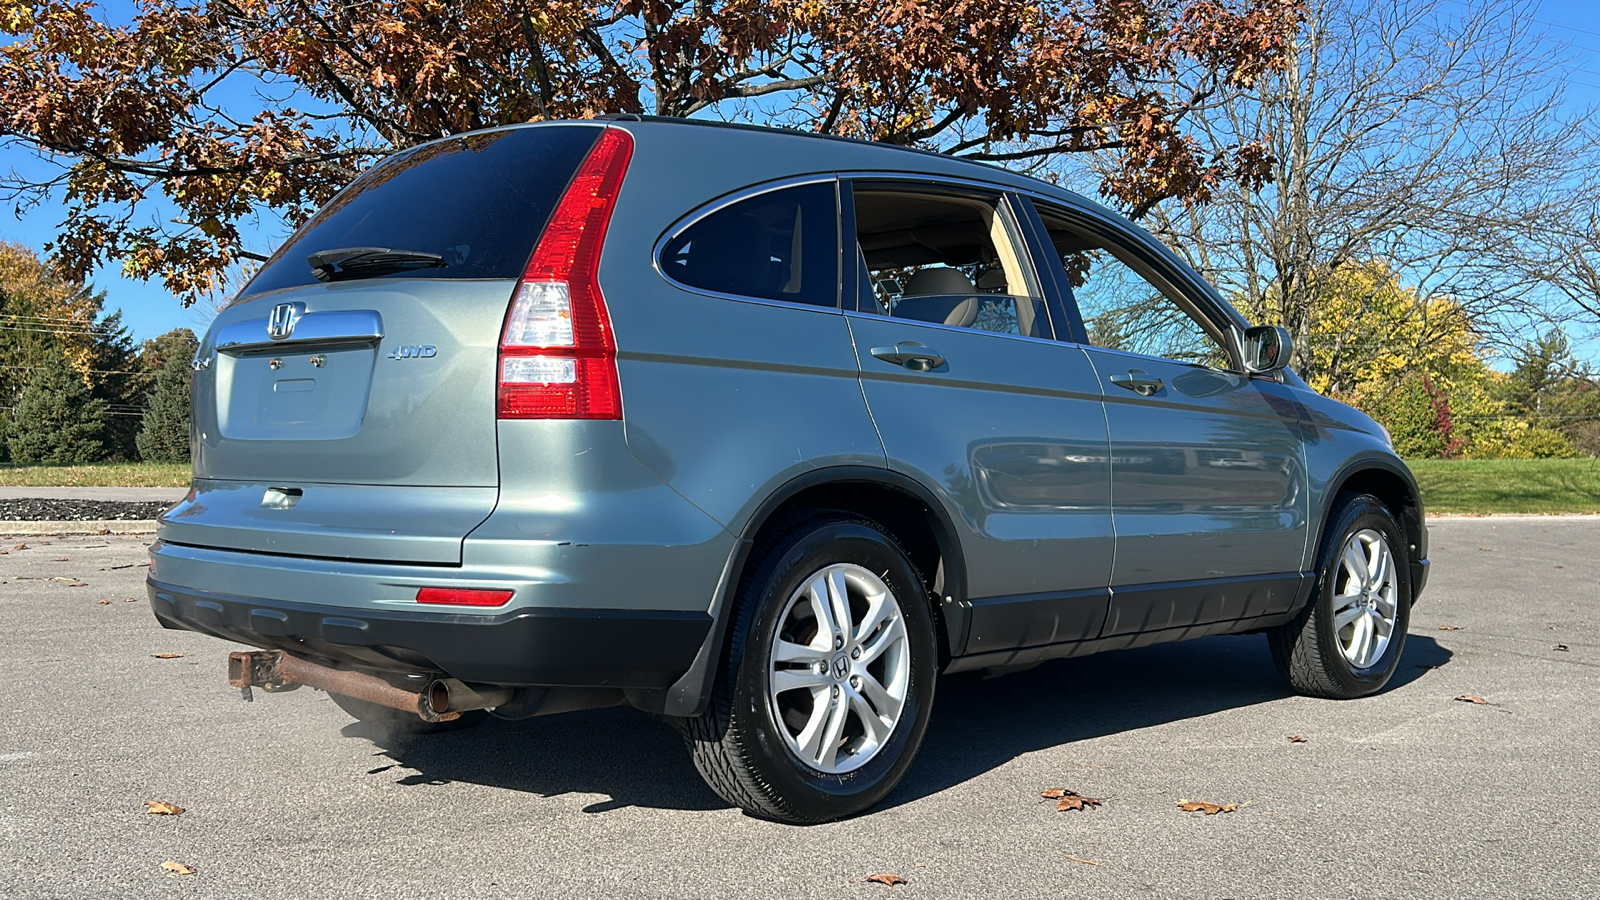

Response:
(1479, 547), (1494, 551)
(151, 653), (185, 659)
(1553, 644), (1569, 652)
(145, 800), (185, 815)
(1064, 855), (1100, 866)
(123, 597), (137, 603)
(92, 528), (110, 535)
(13, 542), (25, 550)
(96, 599), (111, 605)
(1438, 625), (1461, 631)
(52, 556), (67, 561)
(1287, 734), (1307, 743)
(1454, 694), (1490, 705)
(1041, 788), (1103, 811)
(1554, 564), (1564, 569)
(161, 861), (196, 876)
(1177, 799), (1238, 815)
(864, 874), (906, 886)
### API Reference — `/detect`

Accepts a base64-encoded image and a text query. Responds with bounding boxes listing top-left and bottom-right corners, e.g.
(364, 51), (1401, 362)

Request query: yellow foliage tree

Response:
(1242, 260), (1571, 458)
(0, 240), (106, 381)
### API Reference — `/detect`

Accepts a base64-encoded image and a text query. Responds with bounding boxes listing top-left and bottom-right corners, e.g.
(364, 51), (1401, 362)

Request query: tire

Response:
(679, 514), (939, 824)
(328, 691), (488, 735)
(1270, 492), (1412, 699)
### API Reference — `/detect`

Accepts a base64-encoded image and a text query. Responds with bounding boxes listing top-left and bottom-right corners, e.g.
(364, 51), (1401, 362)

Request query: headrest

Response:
(903, 267), (975, 297)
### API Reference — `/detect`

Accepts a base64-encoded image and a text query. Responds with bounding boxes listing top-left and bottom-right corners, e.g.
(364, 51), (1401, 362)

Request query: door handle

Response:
(1110, 370), (1164, 396)
(870, 343), (946, 373)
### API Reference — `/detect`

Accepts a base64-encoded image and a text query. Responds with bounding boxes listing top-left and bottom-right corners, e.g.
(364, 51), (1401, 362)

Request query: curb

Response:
(0, 520), (159, 535)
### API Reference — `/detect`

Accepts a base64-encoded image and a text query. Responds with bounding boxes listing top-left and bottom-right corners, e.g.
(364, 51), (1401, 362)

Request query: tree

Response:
(0, 242), (142, 457)
(1498, 330), (1600, 456)
(1143, 0), (1600, 379)
(6, 352), (107, 463)
(135, 328), (197, 462)
(0, 0), (1303, 301)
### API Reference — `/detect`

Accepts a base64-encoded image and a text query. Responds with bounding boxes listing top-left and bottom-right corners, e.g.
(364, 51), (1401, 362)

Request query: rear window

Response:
(239, 126), (602, 298)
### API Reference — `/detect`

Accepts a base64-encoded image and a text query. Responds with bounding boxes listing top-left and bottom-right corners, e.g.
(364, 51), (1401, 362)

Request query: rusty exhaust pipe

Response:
(227, 650), (459, 722)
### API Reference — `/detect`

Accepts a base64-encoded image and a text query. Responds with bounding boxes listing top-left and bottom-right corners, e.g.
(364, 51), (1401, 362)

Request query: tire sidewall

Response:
(1312, 497), (1412, 694)
(729, 520), (937, 819)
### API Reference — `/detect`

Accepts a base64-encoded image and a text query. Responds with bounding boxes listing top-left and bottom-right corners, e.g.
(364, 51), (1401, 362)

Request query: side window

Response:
(852, 187), (1050, 339)
(659, 181), (838, 307)
(1035, 205), (1233, 368)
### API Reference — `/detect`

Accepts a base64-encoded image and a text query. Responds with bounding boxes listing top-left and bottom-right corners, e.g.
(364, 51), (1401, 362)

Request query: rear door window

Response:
(851, 187), (1051, 339)
(239, 125), (602, 298)
(658, 181), (839, 307)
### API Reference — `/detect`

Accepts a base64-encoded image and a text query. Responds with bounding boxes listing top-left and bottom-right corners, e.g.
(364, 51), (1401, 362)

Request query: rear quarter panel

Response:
(602, 125), (887, 533)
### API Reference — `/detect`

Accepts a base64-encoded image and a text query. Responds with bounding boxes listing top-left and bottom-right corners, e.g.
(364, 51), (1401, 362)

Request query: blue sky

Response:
(4, 1), (1600, 351)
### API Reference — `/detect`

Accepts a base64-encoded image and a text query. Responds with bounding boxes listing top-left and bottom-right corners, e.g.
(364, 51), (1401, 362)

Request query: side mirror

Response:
(1242, 325), (1293, 375)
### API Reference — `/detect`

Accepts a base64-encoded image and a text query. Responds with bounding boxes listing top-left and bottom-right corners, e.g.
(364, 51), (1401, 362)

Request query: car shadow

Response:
(344, 632), (1453, 817)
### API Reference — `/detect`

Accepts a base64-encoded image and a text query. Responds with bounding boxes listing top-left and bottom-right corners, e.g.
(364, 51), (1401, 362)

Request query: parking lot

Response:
(2, 517), (1596, 899)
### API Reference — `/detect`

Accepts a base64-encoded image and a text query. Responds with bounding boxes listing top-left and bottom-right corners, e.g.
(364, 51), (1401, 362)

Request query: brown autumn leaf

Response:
(1287, 734), (1307, 743)
(14, 543), (26, 550)
(864, 873), (907, 886)
(1058, 795), (1103, 811)
(151, 653), (185, 659)
(1064, 855), (1100, 866)
(1438, 625), (1461, 631)
(1454, 694), (1490, 705)
(1177, 799), (1238, 815)
(96, 599), (111, 605)
(123, 597), (137, 602)
(52, 556), (68, 561)
(145, 800), (185, 815)
(1479, 547), (1494, 551)
(161, 861), (196, 876)
(1042, 787), (1104, 811)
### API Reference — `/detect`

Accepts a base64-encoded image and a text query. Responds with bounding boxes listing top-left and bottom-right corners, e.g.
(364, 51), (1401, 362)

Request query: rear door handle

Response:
(1110, 370), (1163, 396)
(870, 343), (946, 373)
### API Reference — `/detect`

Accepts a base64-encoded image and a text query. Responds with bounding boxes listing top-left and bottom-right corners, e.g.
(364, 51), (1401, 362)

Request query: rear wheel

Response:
(680, 515), (938, 824)
(1270, 492), (1412, 698)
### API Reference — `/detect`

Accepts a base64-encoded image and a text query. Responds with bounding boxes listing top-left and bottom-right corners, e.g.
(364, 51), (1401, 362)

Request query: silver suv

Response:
(150, 117), (1428, 824)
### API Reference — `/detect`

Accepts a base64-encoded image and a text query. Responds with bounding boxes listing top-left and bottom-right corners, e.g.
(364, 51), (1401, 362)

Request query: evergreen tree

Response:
(135, 330), (196, 462)
(6, 354), (107, 464)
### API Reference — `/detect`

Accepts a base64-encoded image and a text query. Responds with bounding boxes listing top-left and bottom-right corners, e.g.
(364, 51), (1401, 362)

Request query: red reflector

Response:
(415, 587), (514, 607)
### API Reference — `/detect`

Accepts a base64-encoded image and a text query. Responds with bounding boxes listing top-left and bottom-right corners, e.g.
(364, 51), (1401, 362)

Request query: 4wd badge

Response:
(387, 345), (437, 359)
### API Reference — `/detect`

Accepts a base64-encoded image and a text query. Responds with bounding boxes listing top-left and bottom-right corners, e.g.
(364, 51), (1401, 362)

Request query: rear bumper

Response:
(148, 577), (710, 688)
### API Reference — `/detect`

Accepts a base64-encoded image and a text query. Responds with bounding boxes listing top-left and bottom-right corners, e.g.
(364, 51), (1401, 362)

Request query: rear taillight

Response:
(497, 128), (633, 419)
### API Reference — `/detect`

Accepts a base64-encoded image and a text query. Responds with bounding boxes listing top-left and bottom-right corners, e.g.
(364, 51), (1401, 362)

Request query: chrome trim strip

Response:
(216, 308), (385, 353)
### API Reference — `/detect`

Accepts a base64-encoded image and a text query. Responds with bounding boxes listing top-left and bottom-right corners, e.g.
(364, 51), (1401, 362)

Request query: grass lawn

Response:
(0, 462), (191, 487)
(1407, 458), (1600, 515)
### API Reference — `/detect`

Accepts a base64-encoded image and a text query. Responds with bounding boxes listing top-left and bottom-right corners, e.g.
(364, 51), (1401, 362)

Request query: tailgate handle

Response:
(215, 309), (384, 353)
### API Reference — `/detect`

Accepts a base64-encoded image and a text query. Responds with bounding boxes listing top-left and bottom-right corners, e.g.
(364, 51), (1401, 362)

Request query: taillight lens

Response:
(498, 127), (632, 419)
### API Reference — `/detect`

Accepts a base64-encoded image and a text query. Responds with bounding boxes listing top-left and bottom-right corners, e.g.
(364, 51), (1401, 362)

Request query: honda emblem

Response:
(268, 302), (304, 341)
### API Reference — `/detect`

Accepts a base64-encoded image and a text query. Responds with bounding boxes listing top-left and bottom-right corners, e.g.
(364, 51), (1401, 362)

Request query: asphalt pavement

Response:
(1, 518), (1595, 899)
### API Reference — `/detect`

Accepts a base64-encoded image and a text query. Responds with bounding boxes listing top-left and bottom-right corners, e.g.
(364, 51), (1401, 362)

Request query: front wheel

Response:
(1270, 492), (1412, 698)
(679, 515), (938, 824)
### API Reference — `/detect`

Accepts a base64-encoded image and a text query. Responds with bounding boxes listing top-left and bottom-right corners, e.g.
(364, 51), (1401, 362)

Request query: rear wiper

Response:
(306, 247), (446, 282)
